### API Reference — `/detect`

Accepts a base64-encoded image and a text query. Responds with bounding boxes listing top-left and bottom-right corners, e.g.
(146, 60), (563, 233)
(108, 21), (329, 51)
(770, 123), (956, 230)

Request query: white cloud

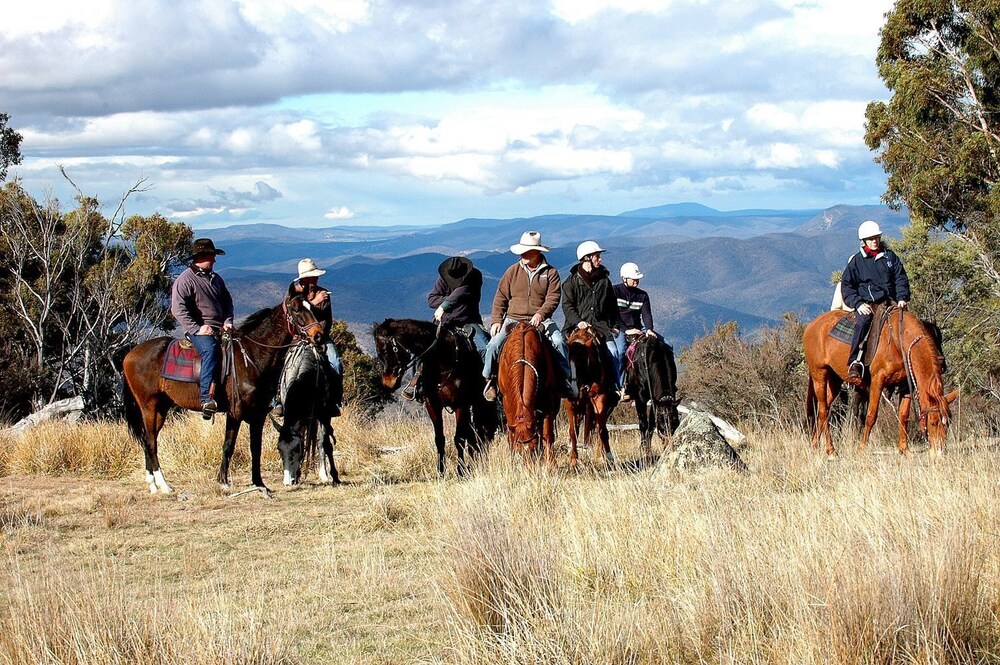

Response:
(324, 206), (355, 220)
(2, 0), (898, 225)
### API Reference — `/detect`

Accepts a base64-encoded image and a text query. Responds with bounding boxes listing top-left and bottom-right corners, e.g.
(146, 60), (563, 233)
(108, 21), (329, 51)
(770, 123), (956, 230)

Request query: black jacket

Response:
(613, 282), (654, 331)
(561, 263), (619, 339)
(840, 247), (911, 309)
(287, 280), (333, 337)
(427, 265), (484, 326)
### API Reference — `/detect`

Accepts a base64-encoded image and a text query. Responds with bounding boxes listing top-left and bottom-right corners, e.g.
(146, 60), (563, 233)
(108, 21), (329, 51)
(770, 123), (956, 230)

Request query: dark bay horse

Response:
(496, 322), (561, 466)
(122, 296), (324, 494)
(373, 318), (497, 476)
(564, 327), (618, 468)
(276, 341), (340, 487)
(803, 308), (958, 457)
(623, 334), (681, 454)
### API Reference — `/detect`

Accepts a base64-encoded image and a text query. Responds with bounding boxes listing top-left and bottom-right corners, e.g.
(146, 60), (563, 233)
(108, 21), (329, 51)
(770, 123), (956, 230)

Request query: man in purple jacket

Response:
(170, 238), (234, 417)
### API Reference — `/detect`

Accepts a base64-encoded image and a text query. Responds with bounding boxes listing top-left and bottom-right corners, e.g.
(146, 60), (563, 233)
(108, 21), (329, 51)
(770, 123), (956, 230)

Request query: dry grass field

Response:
(1, 403), (998, 664)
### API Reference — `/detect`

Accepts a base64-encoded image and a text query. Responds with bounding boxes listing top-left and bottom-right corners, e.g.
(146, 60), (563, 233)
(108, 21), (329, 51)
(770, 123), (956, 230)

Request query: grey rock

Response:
(654, 409), (748, 474)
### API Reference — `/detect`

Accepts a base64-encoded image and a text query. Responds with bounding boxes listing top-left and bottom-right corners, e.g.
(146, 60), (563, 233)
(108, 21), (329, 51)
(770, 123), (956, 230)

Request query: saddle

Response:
(828, 303), (893, 364)
(161, 338), (200, 383)
(161, 334), (233, 386)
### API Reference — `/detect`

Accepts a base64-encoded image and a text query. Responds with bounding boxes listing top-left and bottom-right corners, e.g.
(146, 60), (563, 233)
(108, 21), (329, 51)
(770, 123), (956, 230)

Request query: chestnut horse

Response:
(564, 327), (618, 468)
(623, 334), (681, 453)
(803, 308), (957, 457)
(122, 296), (324, 494)
(496, 322), (561, 466)
(373, 318), (498, 476)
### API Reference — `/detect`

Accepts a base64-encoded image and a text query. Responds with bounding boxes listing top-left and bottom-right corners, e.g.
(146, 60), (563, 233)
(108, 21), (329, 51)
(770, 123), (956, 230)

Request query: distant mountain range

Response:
(208, 203), (910, 346)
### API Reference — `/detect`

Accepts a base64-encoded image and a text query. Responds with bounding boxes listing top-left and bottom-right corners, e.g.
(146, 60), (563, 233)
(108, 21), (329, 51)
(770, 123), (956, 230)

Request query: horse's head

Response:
(372, 320), (411, 390)
(284, 295), (324, 348)
(634, 336), (681, 437)
(921, 389), (959, 455)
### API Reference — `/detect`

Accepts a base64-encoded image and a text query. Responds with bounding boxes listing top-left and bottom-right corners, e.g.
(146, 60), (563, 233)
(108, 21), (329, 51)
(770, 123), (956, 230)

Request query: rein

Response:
(890, 307), (932, 438)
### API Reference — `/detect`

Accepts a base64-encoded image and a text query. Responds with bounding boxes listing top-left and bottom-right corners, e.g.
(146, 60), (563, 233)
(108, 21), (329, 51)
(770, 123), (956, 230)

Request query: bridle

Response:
(888, 307), (946, 439)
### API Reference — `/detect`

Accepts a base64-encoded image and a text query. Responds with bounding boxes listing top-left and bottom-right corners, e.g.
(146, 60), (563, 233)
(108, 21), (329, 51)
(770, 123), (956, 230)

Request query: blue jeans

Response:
(189, 333), (219, 404)
(483, 317), (570, 380)
(325, 342), (342, 376)
(614, 330), (663, 387)
(463, 324), (490, 364)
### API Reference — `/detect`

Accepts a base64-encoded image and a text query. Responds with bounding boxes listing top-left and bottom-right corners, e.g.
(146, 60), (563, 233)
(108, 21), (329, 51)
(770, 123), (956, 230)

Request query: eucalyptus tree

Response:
(866, 0), (1000, 402)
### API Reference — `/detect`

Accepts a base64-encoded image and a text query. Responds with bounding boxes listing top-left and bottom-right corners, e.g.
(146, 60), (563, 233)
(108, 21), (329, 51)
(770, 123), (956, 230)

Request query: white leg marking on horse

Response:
(318, 460), (330, 484)
(146, 472), (157, 494)
(153, 470), (173, 494)
(283, 469), (293, 486)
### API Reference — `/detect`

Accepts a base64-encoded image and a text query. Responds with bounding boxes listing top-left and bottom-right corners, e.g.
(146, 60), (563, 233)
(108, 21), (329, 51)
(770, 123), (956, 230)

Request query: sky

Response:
(1, 0), (896, 228)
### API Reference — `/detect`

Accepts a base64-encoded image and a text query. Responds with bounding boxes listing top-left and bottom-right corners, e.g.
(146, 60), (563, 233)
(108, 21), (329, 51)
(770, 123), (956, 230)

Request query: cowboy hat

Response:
(297, 258), (327, 279)
(187, 238), (225, 261)
(509, 231), (550, 255)
(438, 256), (473, 289)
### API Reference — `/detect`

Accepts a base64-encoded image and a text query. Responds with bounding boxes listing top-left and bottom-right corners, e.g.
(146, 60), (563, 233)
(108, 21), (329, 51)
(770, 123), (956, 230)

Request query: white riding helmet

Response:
(620, 262), (644, 280)
(576, 240), (605, 261)
(857, 220), (882, 240)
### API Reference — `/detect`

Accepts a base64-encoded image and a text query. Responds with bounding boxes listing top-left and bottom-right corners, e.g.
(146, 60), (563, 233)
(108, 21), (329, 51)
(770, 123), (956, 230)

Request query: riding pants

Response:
(614, 330), (664, 387)
(189, 333), (219, 404)
(482, 317), (571, 380)
(849, 309), (874, 365)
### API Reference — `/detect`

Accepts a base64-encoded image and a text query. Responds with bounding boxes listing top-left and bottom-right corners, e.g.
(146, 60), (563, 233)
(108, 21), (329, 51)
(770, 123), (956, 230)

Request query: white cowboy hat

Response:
(509, 231), (550, 255)
(297, 258), (327, 279)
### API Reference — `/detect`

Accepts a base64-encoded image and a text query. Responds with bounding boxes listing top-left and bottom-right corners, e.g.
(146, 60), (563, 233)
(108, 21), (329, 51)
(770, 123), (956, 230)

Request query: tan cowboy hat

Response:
(297, 258), (327, 279)
(509, 231), (550, 255)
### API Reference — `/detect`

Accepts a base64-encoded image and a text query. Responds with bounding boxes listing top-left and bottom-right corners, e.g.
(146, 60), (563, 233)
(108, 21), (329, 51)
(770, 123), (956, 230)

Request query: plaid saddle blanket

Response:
(162, 339), (200, 383)
(828, 315), (855, 345)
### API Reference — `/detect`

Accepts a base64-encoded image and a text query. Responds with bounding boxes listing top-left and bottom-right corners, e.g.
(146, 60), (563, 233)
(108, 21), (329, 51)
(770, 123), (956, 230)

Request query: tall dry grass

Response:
(2, 402), (1000, 663)
(0, 554), (292, 664)
(436, 430), (1000, 664)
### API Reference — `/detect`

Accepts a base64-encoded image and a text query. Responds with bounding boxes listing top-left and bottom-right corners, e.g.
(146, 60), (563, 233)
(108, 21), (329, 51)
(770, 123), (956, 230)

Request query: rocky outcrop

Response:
(653, 408), (747, 474)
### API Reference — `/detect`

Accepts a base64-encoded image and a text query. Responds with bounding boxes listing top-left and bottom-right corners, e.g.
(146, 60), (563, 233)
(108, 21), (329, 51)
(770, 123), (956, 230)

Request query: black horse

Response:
(623, 334), (681, 453)
(276, 341), (341, 487)
(122, 296), (324, 494)
(373, 318), (498, 476)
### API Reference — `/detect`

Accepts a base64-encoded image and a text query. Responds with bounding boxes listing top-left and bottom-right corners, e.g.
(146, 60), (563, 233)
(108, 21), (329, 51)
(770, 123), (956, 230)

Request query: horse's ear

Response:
(945, 389), (959, 404)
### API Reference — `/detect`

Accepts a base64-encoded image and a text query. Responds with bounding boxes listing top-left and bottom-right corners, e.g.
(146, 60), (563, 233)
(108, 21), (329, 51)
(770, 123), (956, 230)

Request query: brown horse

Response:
(373, 318), (497, 477)
(565, 327), (618, 468)
(803, 308), (957, 457)
(496, 322), (561, 466)
(121, 296), (324, 494)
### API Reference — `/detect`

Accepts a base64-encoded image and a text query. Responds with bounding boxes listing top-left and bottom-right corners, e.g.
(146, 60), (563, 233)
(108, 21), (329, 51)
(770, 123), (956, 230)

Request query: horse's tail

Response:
(121, 371), (147, 445)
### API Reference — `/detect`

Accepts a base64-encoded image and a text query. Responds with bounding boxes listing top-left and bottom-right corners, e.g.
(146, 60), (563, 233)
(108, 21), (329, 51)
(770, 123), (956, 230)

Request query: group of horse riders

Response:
(169, 217), (909, 419)
(170, 238), (343, 419)
(400, 230), (668, 405)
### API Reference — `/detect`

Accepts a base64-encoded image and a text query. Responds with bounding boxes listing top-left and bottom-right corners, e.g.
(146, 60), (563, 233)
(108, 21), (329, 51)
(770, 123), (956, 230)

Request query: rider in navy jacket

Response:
(840, 220), (911, 381)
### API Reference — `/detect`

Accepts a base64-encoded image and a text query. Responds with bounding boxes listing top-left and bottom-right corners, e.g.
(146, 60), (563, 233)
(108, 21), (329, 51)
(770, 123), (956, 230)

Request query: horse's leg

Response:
(896, 393), (912, 456)
(566, 400), (580, 470)
(597, 399), (615, 468)
(812, 373), (836, 457)
(247, 415), (269, 490)
(424, 396), (447, 478)
(543, 415), (556, 469)
(454, 405), (470, 477)
(139, 399), (173, 494)
(318, 419), (340, 484)
(860, 377), (886, 451)
(217, 414), (242, 488)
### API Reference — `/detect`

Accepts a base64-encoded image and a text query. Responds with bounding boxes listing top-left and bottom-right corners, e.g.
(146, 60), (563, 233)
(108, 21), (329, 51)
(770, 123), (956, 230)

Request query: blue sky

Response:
(2, 0), (895, 228)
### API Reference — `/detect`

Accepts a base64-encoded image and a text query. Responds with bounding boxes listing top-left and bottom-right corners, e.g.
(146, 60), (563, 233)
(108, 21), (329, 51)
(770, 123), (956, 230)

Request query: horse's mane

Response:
(240, 304), (278, 332)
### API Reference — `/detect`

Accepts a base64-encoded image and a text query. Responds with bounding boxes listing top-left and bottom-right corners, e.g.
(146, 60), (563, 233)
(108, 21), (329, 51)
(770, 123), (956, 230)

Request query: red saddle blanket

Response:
(162, 339), (200, 383)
